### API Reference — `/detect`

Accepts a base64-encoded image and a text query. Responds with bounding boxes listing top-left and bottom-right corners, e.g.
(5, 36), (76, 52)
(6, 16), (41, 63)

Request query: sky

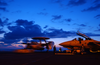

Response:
(0, 0), (100, 50)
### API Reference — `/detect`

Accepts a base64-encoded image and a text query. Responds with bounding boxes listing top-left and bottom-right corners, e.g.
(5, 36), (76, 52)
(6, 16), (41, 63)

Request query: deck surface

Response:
(0, 51), (100, 65)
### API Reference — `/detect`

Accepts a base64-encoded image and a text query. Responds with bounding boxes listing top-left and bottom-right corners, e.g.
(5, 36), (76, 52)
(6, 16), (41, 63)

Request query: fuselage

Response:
(59, 39), (100, 50)
(25, 41), (54, 50)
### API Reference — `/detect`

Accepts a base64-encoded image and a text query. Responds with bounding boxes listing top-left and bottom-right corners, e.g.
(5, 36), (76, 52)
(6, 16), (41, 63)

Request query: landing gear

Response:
(81, 44), (84, 55)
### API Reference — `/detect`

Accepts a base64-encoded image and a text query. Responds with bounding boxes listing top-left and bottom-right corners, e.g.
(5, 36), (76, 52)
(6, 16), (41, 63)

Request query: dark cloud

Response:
(0, 7), (6, 11)
(64, 19), (72, 22)
(79, 24), (86, 27)
(51, 15), (72, 23)
(0, 0), (8, 11)
(37, 12), (48, 16)
(44, 25), (48, 29)
(95, 29), (100, 31)
(0, 38), (20, 44)
(15, 19), (34, 26)
(73, 23), (86, 27)
(67, 0), (86, 6)
(51, 15), (62, 20)
(0, 1), (8, 6)
(4, 19), (44, 40)
(94, 14), (100, 19)
(0, 18), (9, 27)
(93, 0), (100, 3)
(1, 19), (100, 44)
(95, 24), (100, 31)
(0, 18), (3, 26)
(44, 28), (76, 38)
(86, 33), (100, 36)
(0, 29), (5, 34)
(82, 4), (100, 12)
(8, 0), (14, 2)
(51, 0), (64, 3)
(50, 0), (64, 7)
(2, 19), (77, 43)
(99, 24), (100, 26)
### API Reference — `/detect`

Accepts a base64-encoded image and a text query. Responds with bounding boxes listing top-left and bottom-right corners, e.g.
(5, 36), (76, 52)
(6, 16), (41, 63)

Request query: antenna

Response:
(77, 31), (91, 40)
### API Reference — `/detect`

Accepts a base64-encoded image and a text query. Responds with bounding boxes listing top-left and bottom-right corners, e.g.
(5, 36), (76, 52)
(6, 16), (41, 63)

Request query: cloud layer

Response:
(82, 4), (100, 12)
(0, 19), (100, 45)
(67, 0), (86, 6)
(0, 0), (8, 11)
(94, 14), (100, 19)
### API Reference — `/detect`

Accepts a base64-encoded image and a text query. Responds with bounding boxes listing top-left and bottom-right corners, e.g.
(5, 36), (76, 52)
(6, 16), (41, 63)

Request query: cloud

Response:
(0, 18), (3, 26)
(37, 12), (48, 16)
(51, 15), (72, 23)
(0, 0), (8, 11)
(44, 25), (48, 29)
(15, 19), (34, 26)
(0, 7), (6, 11)
(94, 14), (100, 19)
(95, 24), (100, 31)
(63, 19), (72, 22)
(50, 0), (64, 7)
(81, 0), (100, 12)
(1, 19), (100, 44)
(95, 29), (100, 31)
(79, 24), (86, 27)
(51, 15), (62, 20)
(1, 19), (77, 44)
(0, 29), (5, 34)
(99, 24), (100, 26)
(8, 0), (14, 2)
(0, 38), (20, 44)
(82, 4), (100, 12)
(86, 33), (100, 36)
(50, 0), (64, 3)
(1, 19), (45, 44)
(0, 1), (8, 6)
(67, 0), (86, 6)
(0, 18), (9, 27)
(73, 23), (86, 27)
(44, 28), (76, 38)
(4, 19), (44, 40)
(93, 0), (100, 3)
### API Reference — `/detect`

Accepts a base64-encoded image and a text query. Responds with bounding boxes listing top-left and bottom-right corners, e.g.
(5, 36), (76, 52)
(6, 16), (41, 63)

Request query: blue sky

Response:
(0, 0), (100, 50)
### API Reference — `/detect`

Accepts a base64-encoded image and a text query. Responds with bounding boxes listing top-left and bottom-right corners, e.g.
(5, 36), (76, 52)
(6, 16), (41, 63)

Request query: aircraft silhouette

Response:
(59, 32), (100, 53)
(14, 37), (54, 53)
(23, 37), (54, 50)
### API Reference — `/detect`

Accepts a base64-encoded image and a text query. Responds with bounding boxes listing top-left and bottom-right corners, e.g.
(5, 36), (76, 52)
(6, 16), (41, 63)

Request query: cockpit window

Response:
(85, 38), (92, 40)
(78, 37), (83, 41)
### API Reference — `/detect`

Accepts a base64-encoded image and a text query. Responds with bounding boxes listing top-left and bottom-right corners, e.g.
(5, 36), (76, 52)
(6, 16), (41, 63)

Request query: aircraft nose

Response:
(59, 43), (64, 46)
(59, 41), (70, 46)
(59, 43), (62, 45)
